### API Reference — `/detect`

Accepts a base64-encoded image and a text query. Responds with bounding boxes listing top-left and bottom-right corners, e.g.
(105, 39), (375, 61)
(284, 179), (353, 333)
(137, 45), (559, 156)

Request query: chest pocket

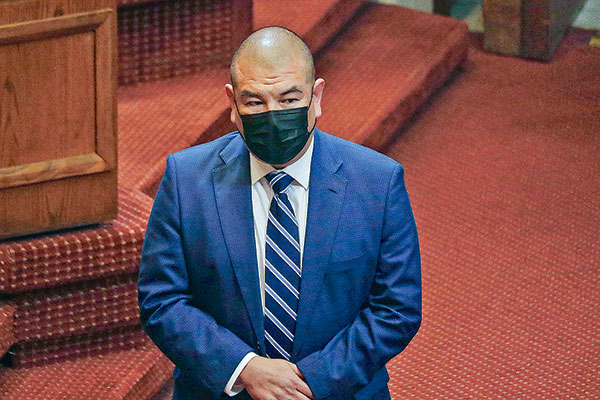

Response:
(327, 200), (379, 271)
(328, 243), (368, 271)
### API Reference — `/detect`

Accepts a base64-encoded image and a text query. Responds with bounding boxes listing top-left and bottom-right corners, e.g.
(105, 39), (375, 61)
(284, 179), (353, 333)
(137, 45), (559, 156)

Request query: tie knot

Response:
(266, 172), (294, 194)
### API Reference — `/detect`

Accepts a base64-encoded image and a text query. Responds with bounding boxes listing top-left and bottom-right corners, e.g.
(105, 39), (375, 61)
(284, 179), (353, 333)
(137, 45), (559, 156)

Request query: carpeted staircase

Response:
(0, 1), (468, 398)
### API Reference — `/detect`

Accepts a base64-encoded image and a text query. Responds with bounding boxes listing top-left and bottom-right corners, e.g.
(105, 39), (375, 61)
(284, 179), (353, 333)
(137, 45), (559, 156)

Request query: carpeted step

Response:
(253, 0), (366, 53)
(10, 326), (147, 368)
(117, 68), (230, 190)
(117, 0), (166, 6)
(117, 0), (251, 85)
(12, 275), (138, 343)
(313, 3), (468, 150)
(0, 337), (174, 400)
(0, 303), (15, 358)
(138, 4), (468, 197)
(0, 188), (152, 294)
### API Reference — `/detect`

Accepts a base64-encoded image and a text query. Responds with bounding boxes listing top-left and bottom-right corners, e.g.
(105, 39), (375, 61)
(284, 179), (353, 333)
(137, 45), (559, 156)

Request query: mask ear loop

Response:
(232, 89), (250, 139)
(233, 99), (247, 142)
(307, 85), (317, 134)
(233, 93), (242, 120)
(230, 68), (243, 120)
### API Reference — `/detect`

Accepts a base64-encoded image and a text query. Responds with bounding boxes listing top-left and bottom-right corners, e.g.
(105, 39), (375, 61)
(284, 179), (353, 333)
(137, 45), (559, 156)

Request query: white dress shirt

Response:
(224, 137), (314, 396)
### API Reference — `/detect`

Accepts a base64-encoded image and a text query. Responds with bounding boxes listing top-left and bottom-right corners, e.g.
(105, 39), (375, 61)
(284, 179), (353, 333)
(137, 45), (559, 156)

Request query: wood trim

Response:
(94, 8), (118, 169)
(0, 9), (111, 45)
(0, 153), (109, 189)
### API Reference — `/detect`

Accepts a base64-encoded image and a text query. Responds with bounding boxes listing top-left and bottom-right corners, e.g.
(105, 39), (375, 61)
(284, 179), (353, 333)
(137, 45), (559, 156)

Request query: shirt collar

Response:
(249, 135), (314, 190)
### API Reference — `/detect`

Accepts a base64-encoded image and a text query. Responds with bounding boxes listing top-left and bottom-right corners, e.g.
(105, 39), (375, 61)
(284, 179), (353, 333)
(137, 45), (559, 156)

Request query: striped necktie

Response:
(264, 171), (301, 360)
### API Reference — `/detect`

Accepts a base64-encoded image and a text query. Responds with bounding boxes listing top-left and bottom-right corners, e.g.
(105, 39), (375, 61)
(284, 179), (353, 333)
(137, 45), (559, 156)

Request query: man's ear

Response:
(312, 78), (325, 118)
(225, 84), (238, 125)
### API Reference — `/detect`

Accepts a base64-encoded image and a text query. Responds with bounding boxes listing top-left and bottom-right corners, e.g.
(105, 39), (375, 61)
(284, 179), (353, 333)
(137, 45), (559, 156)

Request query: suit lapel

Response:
(212, 136), (264, 349)
(292, 130), (347, 359)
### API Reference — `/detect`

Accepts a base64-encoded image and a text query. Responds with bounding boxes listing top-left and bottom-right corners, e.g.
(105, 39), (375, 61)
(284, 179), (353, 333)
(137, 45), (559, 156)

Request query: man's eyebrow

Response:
(280, 86), (303, 96)
(240, 90), (262, 98)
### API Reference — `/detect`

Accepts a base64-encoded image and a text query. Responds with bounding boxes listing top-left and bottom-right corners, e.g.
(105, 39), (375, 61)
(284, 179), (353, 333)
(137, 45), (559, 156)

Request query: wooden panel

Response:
(482, 0), (522, 56)
(483, 0), (586, 60)
(0, 32), (95, 167)
(522, 0), (586, 60)
(0, 0), (117, 239)
(0, 0), (115, 25)
(0, 15), (99, 169)
(0, 10), (115, 186)
(521, 0), (550, 59)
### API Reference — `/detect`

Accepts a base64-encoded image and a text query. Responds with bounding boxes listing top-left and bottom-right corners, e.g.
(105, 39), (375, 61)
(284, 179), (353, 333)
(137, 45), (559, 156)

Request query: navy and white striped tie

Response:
(264, 171), (301, 360)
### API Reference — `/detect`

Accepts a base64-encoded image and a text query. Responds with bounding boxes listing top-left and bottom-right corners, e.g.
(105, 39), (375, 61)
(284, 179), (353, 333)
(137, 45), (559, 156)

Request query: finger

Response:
(291, 363), (305, 379)
(295, 379), (315, 400)
(290, 392), (312, 400)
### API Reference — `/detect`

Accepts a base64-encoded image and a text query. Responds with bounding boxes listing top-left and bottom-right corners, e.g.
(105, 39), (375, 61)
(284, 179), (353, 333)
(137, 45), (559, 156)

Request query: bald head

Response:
(230, 26), (315, 88)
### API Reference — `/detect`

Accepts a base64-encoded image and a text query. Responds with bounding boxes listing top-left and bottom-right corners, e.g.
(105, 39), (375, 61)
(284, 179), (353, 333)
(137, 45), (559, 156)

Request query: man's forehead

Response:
(233, 60), (311, 92)
(235, 54), (307, 77)
(232, 47), (312, 86)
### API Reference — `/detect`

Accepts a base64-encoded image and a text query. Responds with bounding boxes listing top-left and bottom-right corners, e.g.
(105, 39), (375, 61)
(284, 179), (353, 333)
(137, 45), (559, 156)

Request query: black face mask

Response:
(236, 95), (315, 165)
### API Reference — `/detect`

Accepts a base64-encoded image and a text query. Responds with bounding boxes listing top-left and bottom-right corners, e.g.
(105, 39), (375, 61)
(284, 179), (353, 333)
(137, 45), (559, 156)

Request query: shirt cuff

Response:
(224, 352), (258, 396)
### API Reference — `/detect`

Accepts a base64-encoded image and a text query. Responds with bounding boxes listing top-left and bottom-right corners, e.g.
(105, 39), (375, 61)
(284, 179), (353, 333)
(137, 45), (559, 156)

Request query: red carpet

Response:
(254, 0), (364, 52)
(312, 4), (467, 150)
(383, 31), (600, 398)
(0, 338), (172, 400)
(0, 188), (152, 294)
(11, 326), (147, 368)
(12, 274), (139, 343)
(117, 0), (251, 85)
(117, 68), (230, 189)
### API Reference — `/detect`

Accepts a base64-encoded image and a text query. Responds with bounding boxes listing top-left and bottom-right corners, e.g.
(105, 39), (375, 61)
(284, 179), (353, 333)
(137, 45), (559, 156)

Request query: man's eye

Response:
(246, 101), (262, 107)
(282, 99), (299, 104)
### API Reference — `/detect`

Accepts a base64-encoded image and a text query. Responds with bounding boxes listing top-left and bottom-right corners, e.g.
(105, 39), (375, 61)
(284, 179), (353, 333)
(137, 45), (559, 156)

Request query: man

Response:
(138, 27), (421, 400)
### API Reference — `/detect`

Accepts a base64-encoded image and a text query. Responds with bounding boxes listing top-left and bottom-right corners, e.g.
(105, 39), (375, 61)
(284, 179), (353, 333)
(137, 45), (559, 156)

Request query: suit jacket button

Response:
(256, 342), (261, 350)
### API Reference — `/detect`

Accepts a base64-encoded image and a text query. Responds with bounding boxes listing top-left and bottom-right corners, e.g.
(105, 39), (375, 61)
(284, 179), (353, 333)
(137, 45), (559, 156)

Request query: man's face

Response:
(225, 53), (325, 167)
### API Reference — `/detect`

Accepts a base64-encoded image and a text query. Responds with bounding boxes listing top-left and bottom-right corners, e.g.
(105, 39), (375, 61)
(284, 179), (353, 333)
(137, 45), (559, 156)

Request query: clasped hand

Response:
(238, 356), (315, 400)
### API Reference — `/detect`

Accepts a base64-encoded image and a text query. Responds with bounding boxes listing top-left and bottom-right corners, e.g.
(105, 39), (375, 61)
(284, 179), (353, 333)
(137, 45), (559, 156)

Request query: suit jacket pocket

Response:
(328, 246), (366, 271)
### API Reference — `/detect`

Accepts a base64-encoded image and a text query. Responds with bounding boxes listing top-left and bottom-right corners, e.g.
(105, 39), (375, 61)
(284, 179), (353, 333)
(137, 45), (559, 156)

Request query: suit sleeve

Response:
(137, 154), (253, 397)
(296, 163), (422, 400)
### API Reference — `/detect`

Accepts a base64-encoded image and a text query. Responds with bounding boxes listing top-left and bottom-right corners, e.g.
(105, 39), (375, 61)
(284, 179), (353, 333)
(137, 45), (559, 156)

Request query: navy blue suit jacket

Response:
(138, 129), (422, 400)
